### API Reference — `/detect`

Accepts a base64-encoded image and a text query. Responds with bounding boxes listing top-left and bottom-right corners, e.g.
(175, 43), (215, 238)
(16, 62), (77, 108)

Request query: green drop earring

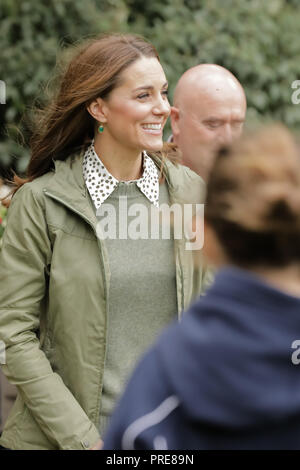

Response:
(98, 123), (104, 134)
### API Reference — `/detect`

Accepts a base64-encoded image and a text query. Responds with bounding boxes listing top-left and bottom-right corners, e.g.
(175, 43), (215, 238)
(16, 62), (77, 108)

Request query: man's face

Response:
(171, 83), (246, 179)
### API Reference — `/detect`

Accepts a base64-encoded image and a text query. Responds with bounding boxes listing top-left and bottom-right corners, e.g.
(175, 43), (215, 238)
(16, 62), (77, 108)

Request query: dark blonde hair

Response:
(205, 125), (300, 268)
(8, 33), (160, 197)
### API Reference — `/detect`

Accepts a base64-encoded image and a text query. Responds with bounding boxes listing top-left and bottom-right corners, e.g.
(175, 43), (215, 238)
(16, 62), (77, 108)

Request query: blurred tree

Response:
(0, 0), (129, 176)
(0, 0), (299, 176)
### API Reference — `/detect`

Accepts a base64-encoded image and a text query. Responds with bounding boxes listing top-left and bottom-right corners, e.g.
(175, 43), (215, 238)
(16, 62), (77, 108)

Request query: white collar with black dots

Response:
(82, 141), (159, 210)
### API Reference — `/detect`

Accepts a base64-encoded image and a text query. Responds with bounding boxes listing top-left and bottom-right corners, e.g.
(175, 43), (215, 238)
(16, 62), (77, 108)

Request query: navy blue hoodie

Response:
(103, 267), (300, 450)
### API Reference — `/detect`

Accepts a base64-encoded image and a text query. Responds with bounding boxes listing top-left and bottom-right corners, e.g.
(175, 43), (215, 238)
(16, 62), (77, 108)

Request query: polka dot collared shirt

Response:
(82, 141), (160, 210)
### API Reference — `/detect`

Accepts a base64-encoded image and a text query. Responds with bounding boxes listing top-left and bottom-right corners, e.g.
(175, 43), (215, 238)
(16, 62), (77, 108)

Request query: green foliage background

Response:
(0, 0), (299, 175)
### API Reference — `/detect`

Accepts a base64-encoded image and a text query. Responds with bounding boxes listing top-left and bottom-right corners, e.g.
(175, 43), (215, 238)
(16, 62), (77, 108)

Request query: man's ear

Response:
(86, 98), (108, 124)
(170, 106), (180, 136)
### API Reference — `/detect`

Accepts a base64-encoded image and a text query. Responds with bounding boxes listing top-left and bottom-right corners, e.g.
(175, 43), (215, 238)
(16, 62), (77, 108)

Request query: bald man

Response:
(170, 64), (247, 180)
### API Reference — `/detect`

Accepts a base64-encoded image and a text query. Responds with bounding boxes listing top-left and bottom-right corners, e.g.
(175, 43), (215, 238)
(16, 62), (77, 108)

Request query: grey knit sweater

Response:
(94, 181), (177, 435)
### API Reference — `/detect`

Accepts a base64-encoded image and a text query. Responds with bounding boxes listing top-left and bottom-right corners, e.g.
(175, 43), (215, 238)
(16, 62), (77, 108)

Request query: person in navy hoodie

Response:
(103, 125), (300, 450)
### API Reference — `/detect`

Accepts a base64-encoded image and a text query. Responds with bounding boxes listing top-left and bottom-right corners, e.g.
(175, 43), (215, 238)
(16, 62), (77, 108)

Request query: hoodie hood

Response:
(158, 266), (300, 430)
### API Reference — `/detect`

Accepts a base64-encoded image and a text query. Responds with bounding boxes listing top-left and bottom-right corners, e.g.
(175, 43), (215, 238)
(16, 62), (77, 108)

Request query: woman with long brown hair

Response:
(0, 34), (205, 449)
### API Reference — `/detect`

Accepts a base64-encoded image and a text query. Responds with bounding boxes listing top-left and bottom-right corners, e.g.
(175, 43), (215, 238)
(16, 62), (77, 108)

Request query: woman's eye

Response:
(162, 90), (169, 97)
(137, 93), (149, 99)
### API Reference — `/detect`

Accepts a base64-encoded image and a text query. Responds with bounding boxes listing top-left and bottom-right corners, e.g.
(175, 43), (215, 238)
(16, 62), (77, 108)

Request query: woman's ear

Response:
(86, 98), (108, 124)
(203, 221), (227, 268)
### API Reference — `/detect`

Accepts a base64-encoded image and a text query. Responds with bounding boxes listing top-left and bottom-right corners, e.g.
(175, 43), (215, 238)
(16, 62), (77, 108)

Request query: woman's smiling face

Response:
(100, 56), (170, 153)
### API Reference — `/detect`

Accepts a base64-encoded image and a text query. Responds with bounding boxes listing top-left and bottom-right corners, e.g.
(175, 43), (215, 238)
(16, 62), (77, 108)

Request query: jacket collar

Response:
(43, 149), (204, 229)
(44, 150), (98, 229)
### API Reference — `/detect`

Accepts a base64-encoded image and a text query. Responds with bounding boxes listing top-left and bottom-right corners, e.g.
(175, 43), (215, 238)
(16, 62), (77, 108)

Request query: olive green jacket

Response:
(0, 151), (206, 450)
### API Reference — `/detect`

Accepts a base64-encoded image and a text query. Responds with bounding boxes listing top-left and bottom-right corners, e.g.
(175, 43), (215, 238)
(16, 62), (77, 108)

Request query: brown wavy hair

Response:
(205, 125), (300, 268)
(4, 33), (161, 201)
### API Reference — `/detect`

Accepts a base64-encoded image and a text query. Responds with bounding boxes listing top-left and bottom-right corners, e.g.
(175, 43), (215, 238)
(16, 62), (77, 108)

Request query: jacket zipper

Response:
(43, 189), (109, 425)
(168, 186), (185, 319)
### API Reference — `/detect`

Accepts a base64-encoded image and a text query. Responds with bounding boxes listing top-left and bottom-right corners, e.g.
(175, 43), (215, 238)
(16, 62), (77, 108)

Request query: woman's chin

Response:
(143, 140), (164, 153)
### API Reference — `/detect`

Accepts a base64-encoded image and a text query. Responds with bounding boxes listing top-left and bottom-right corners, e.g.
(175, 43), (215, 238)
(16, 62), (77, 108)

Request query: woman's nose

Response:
(153, 95), (170, 116)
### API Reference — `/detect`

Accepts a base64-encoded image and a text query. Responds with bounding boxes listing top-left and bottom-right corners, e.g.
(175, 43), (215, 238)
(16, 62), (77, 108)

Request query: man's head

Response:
(170, 64), (247, 179)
